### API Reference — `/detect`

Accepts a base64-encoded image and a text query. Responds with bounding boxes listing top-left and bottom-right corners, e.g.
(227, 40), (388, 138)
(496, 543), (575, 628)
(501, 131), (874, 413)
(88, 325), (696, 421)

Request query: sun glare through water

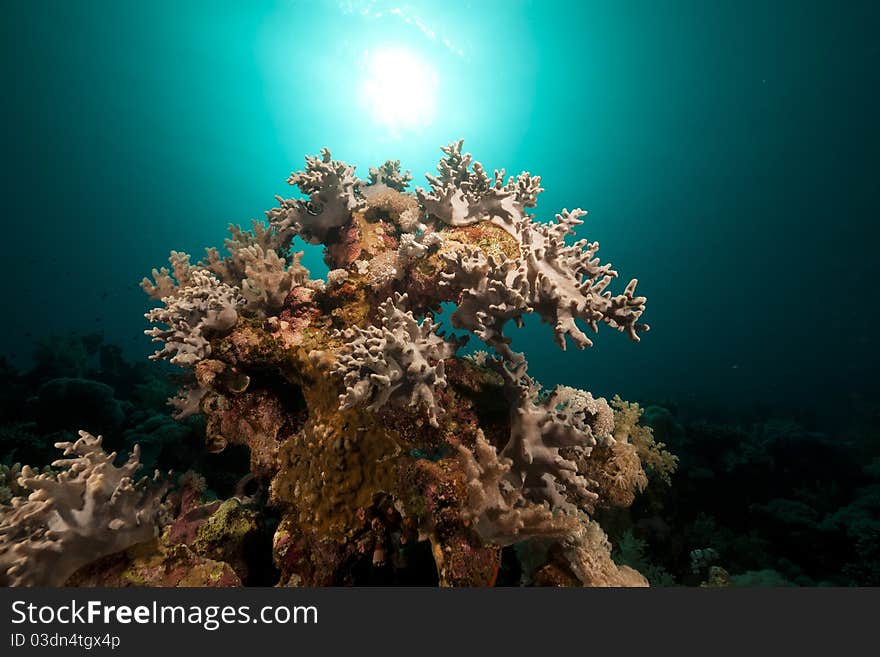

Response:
(359, 46), (438, 135)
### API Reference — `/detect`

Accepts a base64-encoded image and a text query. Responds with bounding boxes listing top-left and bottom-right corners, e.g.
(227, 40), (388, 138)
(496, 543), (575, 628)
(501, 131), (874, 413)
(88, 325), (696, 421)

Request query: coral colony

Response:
(0, 141), (678, 586)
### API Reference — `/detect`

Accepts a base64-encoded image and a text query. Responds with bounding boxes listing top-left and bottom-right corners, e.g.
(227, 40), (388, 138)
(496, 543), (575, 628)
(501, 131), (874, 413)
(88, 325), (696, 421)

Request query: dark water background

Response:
(2, 0), (878, 430)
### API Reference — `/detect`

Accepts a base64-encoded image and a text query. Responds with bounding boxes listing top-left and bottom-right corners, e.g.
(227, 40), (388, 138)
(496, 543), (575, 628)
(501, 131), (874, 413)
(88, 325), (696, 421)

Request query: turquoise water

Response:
(3, 0), (877, 423)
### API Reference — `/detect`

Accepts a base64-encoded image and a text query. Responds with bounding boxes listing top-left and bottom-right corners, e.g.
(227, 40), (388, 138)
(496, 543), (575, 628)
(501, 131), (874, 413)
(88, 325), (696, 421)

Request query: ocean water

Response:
(1, 1), (879, 586)
(4, 0), (877, 427)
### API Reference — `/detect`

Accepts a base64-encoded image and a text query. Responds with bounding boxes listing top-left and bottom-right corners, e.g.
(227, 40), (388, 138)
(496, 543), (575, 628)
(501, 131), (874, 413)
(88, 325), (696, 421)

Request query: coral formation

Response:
(131, 140), (660, 587)
(4, 320), (877, 586)
(267, 148), (365, 245)
(143, 269), (242, 367)
(611, 396), (678, 486)
(1, 141), (668, 588)
(421, 140), (648, 353)
(0, 431), (170, 586)
(368, 159), (413, 192)
(325, 293), (465, 428)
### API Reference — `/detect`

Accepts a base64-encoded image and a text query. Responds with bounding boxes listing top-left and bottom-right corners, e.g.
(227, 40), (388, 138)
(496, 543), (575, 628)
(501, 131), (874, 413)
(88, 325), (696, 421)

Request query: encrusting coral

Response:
(1, 141), (669, 587)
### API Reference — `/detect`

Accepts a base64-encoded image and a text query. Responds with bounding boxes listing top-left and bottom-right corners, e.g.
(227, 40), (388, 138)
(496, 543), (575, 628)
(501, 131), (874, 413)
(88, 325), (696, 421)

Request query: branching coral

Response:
(612, 396), (678, 486)
(457, 431), (577, 545)
(141, 251), (198, 301)
(201, 220), (285, 282)
(560, 518), (649, 587)
(238, 246), (307, 316)
(267, 148), (365, 245)
(516, 209), (648, 348)
(489, 358), (602, 513)
(416, 139), (543, 229)
(0, 431), (169, 586)
(455, 357), (646, 554)
(420, 140), (648, 354)
(323, 293), (466, 428)
(130, 140), (661, 587)
(368, 159), (413, 192)
(0, 464), (30, 504)
(144, 222), (311, 374)
(202, 223), (309, 310)
(440, 206), (648, 356)
(145, 270), (242, 367)
(440, 247), (531, 361)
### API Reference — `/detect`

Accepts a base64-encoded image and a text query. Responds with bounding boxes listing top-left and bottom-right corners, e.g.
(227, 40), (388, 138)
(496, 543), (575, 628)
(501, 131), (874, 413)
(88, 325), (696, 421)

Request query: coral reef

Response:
(0, 142), (681, 587)
(3, 325), (878, 586)
(131, 141), (659, 587)
(3, 142), (876, 588)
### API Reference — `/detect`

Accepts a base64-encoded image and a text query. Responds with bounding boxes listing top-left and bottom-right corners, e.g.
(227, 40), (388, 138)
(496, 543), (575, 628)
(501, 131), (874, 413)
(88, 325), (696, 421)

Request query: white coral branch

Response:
(368, 159), (412, 191)
(144, 270), (242, 367)
(267, 148), (365, 245)
(458, 431), (577, 545)
(488, 358), (612, 515)
(416, 139), (543, 228)
(328, 293), (465, 427)
(0, 431), (170, 586)
(140, 251), (196, 301)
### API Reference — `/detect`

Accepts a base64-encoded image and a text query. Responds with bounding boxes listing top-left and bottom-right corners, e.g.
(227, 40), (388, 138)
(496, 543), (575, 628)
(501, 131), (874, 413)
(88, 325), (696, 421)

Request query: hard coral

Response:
(416, 139), (543, 229)
(368, 159), (413, 192)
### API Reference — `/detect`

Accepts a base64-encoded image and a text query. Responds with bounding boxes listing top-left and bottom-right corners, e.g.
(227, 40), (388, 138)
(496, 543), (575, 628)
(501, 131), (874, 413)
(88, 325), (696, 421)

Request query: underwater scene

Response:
(1, 0), (878, 587)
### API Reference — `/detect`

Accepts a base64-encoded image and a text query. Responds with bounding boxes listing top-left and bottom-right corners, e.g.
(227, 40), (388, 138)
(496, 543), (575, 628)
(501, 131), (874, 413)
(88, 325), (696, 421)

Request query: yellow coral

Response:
(611, 395), (678, 486)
